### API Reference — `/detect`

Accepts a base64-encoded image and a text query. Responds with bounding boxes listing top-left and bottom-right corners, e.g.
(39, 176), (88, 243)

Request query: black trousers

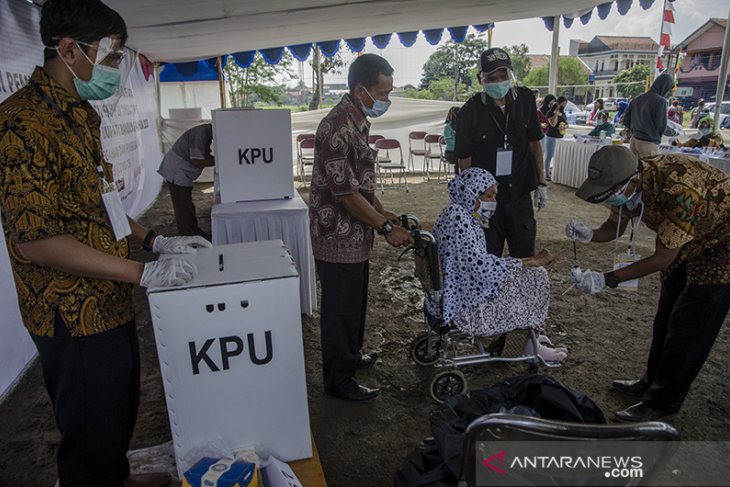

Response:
(642, 264), (730, 413)
(31, 314), (140, 487)
(168, 181), (210, 240)
(483, 194), (536, 258)
(316, 259), (369, 394)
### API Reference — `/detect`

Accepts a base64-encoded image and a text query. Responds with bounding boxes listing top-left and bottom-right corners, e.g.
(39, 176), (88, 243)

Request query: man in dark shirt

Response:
(455, 48), (547, 258)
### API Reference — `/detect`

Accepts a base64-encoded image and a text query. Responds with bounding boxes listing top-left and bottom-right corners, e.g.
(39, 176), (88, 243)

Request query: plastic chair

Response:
(374, 138), (409, 194)
(424, 134), (446, 183)
(296, 134), (315, 187)
(458, 413), (679, 487)
(408, 131), (428, 176)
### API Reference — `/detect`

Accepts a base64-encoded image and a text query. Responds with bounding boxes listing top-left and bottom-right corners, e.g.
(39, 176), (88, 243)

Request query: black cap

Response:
(480, 48), (512, 75)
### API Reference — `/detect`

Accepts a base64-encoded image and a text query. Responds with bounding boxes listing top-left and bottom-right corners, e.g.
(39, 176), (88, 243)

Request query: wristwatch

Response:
(143, 229), (159, 251)
(603, 271), (620, 289)
(377, 220), (394, 236)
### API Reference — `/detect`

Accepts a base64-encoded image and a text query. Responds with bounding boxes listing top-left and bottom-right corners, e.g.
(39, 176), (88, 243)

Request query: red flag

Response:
(663, 10), (675, 23)
(660, 33), (671, 49)
(656, 56), (664, 69)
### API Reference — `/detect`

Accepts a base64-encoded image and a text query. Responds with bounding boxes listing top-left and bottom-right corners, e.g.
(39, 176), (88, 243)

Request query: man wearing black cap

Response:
(455, 48), (546, 258)
(566, 145), (730, 422)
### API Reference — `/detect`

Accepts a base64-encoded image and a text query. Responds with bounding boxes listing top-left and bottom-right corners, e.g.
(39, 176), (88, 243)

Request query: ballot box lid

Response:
(146, 240), (298, 293)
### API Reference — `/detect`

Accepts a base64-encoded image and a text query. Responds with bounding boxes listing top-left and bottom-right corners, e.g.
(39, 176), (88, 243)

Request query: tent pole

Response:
(154, 63), (161, 120)
(217, 55), (227, 109)
(712, 6), (730, 128)
(548, 16), (560, 96)
(487, 24), (493, 49)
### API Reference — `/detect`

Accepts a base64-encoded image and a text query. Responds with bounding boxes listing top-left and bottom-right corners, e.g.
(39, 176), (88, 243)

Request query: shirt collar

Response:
(31, 66), (90, 125)
(341, 93), (370, 133)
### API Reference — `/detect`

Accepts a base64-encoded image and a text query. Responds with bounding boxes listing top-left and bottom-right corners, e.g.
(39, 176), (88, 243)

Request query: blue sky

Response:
(301, 0), (729, 87)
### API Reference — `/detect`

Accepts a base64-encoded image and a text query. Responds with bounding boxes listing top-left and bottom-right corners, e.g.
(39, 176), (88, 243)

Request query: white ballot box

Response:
(212, 109), (295, 203)
(147, 240), (311, 477)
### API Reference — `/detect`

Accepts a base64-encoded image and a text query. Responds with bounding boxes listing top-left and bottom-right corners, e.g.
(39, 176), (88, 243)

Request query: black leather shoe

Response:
(356, 352), (379, 369)
(329, 384), (380, 402)
(612, 379), (649, 396)
(615, 402), (676, 423)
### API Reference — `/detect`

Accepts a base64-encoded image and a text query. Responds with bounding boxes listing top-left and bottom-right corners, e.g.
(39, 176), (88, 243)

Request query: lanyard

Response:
(31, 82), (106, 180)
(489, 107), (510, 149)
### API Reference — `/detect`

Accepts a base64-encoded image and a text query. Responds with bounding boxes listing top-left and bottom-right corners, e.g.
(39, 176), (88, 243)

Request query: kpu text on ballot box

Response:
(146, 240), (312, 477)
(212, 109), (295, 203)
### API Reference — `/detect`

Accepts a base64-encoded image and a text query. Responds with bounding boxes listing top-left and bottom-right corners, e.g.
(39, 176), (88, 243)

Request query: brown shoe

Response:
(123, 472), (172, 487)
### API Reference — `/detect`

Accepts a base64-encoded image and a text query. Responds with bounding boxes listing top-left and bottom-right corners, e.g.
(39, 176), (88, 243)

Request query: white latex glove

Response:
(574, 269), (605, 295)
(140, 258), (197, 288)
(534, 185), (548, 210)
(565, 219), (593, 244)
(152, 235), (212, 254)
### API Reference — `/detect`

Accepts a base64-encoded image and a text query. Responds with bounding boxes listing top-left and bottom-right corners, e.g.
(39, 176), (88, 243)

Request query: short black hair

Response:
(41, 0), (128, 61)
(557, 96), (567, 104)
(348, 54), (394, 94)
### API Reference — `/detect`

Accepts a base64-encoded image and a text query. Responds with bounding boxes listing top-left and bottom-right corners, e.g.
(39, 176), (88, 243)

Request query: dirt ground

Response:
(1, 177), (728, 486)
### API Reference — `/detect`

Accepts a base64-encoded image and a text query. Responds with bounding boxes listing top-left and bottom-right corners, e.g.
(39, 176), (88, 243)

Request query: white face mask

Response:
(478, 200), (497, 227)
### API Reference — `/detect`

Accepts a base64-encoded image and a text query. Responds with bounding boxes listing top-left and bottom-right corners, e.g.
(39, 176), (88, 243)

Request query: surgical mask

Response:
(699, 127), (712, 137)
(361, 88), (391, 118)
(483, 80), (512, 100)
(604, 177), (637, 207)
(477, 200), (497, 227)
(56, 42), (121, 100)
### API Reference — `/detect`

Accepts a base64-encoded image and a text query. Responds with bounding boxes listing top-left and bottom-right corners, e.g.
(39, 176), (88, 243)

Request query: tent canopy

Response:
(104, 0), (617, 63)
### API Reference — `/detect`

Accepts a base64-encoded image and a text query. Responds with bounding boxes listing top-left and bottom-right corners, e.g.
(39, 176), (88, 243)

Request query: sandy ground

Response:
(1, 176), (728, 486)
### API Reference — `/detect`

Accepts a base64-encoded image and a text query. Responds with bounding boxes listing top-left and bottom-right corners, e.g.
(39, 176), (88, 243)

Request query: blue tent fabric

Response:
(260, 47), (285, 64)
(345, 37), (366, 52)
(288, 43), (312, 61)
(580, 10), (593, 24)
(316, 40), (340, 58)
(397, 31), (419, 47)
(231, 51), (256, 68)
(371, 33), (392, 49)
(473, 23), (493, 33)
(597, 2), (612, 19)
(616, 0), (632, 15)
(160, 61), (218, 82)
(447, 26), (469, 42)
(639, 0), (654, 9)
(562, 16), (574, 28)
(423, 28), (444, 45)
(542, 16), (554, 32)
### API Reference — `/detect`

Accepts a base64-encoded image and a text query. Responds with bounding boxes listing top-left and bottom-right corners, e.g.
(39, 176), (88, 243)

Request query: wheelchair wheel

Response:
(410, 333), (441, 366)
(429, 369), (467, 403)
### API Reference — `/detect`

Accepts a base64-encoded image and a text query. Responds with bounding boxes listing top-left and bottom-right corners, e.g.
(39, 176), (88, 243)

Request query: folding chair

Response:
(368, 134), (385, 149)
(458, 413), (679, 487)
(424, 134), (446, 183)
(374, 138), (409, 194)
(296, 133), (315, 187)
(408, 131), (428, 177)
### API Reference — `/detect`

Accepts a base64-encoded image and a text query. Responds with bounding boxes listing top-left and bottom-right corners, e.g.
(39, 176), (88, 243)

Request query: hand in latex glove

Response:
(534, 185), (548, 210)
(140, 258), (197, 288)
(152, 235), (212, 254)
(565, 219), (593, 244)
(574, 269), (605, 295)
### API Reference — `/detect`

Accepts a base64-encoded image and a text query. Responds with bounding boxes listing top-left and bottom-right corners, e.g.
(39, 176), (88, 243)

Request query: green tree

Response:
(502, 44), (531, 81)
(426, 77), (468, 101)
(523, 57), (588, 88)
(225, 52), (295, 107)
(309, 46), (347, 110)
(420, 33), (488, 93)
(614, 64), (651, 98)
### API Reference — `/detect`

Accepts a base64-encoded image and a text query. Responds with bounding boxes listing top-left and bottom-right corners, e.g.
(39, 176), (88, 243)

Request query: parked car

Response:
(704, 101), (730, 128)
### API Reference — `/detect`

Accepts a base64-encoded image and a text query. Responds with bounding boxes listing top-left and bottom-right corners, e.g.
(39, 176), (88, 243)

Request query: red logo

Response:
(482, 450), (507, 475)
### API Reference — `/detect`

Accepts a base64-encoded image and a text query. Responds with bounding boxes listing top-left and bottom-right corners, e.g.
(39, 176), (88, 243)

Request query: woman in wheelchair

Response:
(428, 167), (567, 362)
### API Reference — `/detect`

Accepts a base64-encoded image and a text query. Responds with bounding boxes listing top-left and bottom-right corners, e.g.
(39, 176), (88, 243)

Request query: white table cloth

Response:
(552, 138), (730, 189)
(211, 192), (316, 315)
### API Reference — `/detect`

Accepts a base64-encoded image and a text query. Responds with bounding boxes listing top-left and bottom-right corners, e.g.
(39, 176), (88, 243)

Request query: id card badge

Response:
(613, 253), (640, 290)
(495, 148), (513, 177)
(101, 180), (131, 241)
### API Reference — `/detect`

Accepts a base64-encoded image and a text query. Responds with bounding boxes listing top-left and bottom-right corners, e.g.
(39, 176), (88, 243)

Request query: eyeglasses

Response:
(75, 37), (126, 67)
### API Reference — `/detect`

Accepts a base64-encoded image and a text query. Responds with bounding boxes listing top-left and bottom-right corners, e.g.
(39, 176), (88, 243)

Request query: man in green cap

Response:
(565, 145), (730, 422)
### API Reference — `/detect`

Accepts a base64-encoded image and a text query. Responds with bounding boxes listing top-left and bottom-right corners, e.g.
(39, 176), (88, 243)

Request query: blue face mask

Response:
(699, 127), (712, 137)
(58, 43), (121, 100)
(604, 177), (637, 207)
(361, 88), (391, 118)
(483, 80), (512, 100)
